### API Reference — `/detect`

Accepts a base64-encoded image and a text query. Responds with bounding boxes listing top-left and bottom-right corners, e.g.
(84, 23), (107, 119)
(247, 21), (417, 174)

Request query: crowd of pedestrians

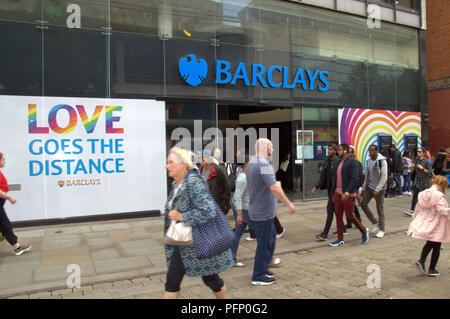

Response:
(1, 141), (448, 298)
(160, 141), (450, 297)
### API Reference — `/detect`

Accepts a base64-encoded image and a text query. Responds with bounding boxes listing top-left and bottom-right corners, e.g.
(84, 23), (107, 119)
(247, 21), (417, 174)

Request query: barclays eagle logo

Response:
(178, 54), (208, 87)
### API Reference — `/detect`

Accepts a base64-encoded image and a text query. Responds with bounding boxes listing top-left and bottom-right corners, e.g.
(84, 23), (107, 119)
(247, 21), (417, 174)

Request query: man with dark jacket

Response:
(390, 144), (403, 195)
(329, 144), (369, 247)
(199, 150), (232, 215)
(433, 148), (447, 176)
(312, 144), (341, 241)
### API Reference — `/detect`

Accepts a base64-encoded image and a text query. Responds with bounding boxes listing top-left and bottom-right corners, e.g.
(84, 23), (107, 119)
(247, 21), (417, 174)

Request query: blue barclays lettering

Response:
(214, 59), (330, 91)
(216, 60), (232, 84)
(231, 62), (250, 86)
(318, 71), (330, 91)
(267, 66), (282, 88)
(292, 68), (308, 90)
(252, 64), (269, 88)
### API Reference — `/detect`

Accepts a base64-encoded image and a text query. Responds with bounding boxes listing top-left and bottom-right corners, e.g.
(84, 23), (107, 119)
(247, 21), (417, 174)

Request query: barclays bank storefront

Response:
(0, 0), (425, 223)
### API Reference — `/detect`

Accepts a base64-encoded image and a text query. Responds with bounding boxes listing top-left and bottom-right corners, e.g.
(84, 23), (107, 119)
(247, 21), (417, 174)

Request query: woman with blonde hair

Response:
(408, 175), (450, 276)
(163, 147), (233, 298)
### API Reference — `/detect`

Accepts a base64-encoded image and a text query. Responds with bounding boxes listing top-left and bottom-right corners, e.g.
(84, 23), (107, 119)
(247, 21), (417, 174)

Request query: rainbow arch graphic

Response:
(338, 108), (421, 169)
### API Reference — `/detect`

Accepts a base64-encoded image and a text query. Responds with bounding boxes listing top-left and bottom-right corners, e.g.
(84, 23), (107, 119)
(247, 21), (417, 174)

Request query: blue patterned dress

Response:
(164, 169), (234, 277)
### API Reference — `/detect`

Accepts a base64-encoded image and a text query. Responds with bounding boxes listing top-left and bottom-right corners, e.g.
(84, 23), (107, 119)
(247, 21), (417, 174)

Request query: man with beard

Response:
(312, 144), (341, 241)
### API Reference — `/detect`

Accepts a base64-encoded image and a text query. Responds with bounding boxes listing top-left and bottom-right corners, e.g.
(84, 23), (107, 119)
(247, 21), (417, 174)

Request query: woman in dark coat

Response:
(433, 147), (447, 176)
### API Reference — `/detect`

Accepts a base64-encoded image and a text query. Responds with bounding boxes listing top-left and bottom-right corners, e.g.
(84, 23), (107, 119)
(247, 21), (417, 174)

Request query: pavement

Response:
(0, 193), (449, 299)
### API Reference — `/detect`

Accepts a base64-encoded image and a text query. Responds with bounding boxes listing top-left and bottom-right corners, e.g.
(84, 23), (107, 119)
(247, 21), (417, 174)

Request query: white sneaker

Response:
(276, 228), (285, 239)
(404, 210), (413, 216)
(375, 231), (385, 238)
(245, 236), (256, 241)
(370, 224), (379, 234)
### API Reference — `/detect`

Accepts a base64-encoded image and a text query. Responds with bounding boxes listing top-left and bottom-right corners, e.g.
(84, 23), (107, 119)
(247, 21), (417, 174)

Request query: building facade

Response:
(0, 0), (426, 223)
(426, 0), (450, 156)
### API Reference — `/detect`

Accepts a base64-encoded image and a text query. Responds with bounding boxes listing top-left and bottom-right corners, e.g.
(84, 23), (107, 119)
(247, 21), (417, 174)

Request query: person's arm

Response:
(0, 189), (16, 204)
(435, 195), (450, 217)
(312, 159), (328, 194)
(362, 160), (369, 190)
(269, 182), (295, 214)
(343, 160), (359, 195)
(424, 160), (433, 176)
(233, 176), (245, 210)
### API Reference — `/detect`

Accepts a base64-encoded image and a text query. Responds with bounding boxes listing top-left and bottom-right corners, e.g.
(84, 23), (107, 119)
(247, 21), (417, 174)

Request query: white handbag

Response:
(164, 187), (194, 247)
(164, 220), (193, 246)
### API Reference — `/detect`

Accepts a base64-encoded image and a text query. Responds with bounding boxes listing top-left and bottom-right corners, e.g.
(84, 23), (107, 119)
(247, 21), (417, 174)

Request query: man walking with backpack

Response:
(360, 145), (388, 238)
(390, 144), (403, 195)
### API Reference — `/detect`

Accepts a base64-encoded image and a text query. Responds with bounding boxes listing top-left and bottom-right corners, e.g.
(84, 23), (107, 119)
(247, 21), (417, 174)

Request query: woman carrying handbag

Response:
(163, 148), (234, 299)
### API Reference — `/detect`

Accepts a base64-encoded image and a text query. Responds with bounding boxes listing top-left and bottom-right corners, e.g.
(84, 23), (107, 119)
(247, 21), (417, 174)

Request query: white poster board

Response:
(296, 130), (314, 160)
(0, 95), (167, 222)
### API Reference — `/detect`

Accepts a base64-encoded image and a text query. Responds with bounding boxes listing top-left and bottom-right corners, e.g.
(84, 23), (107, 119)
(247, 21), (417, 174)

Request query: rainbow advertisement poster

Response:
(338, 108), (421, 168)
(0, 95), (167, 222)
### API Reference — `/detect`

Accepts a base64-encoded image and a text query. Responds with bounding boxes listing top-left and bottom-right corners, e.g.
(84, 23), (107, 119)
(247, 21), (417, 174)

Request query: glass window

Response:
(217, 0), (259, 47)
(0, 21), (42, 96)
(164, 0), (217, 41)
(165, 38), (216, 98)
(44, 0), (107, 30)
(44, 27), (107, 97)
(166, 102), (217, 191)
(110, 33), (164, 98)
(301, 107), (338, 199)
(291, 106), (303, 200)
(258, 0), (299, 53)
(110, 0), (159, 36)
(0, 0), (41, 24)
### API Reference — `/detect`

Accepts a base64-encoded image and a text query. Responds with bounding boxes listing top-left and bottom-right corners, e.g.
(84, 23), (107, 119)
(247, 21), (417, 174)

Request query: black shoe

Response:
(266, 271), (275, 278)
(415, 261), (425, 274)
(252, 276), (276, 286)
(345, 224), (352, 229)
(428, 269), (440, 277)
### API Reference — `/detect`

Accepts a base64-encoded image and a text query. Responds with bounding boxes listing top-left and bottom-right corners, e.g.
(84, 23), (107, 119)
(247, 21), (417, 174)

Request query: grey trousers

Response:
(360, 188), (385, 231)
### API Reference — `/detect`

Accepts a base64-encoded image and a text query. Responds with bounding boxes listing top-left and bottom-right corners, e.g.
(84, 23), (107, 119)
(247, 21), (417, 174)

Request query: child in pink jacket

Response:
(408, 175), (450, 276)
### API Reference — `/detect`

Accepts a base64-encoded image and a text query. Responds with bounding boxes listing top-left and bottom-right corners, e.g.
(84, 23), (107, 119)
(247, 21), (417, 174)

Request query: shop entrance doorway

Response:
(217, 105), (299, 197)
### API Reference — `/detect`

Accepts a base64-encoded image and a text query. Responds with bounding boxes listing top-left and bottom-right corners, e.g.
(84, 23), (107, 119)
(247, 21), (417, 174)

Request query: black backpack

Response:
(227, 163), (238, 192)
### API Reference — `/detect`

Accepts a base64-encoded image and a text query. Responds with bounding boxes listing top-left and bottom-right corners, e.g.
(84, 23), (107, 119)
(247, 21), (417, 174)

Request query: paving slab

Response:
(0, 193), (448, 299)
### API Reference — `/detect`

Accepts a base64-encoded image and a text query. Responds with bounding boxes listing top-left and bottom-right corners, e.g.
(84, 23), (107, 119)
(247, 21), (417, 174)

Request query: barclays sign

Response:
(178, 54), (330, 91)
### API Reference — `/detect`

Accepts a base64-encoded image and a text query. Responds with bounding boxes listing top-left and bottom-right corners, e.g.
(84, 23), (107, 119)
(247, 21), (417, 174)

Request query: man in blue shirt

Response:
(246, 138), (295, 286)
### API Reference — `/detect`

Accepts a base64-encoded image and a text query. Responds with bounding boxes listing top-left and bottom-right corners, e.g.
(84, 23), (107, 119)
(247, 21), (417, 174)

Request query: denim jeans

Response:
(403, 173), (411, 193)
(395, 173), (402, 195)
(231, 205), (251, 263)
(251, 218), (276, 281)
